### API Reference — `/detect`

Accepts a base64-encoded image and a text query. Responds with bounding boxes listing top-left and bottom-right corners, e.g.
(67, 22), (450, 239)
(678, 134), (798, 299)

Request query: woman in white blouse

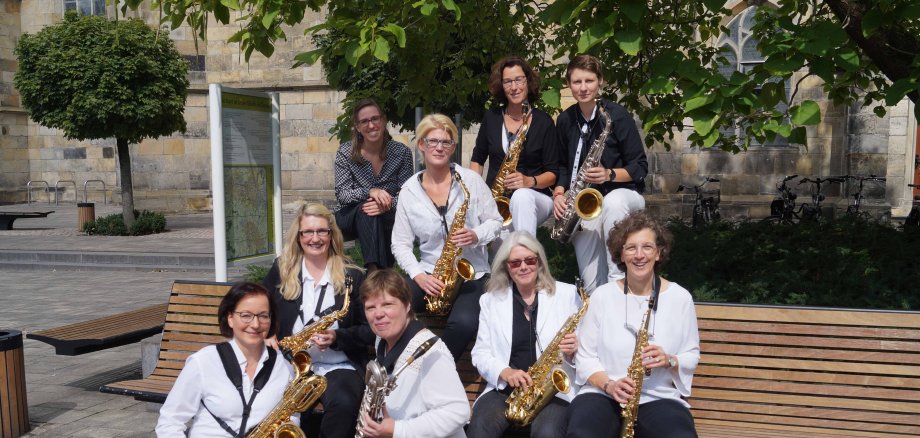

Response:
(333, 99), (413, 270)
(156, 282), (297, 437)
(357, 269), (470, 438)
(262, 202), (373, 438)
(391, 113), (503, 359)
(567, 211), (699, 438)
(469, 231), (581, 438)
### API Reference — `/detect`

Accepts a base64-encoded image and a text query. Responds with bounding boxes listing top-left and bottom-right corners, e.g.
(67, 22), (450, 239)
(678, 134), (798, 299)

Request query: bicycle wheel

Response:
(692, 206), (703, 227)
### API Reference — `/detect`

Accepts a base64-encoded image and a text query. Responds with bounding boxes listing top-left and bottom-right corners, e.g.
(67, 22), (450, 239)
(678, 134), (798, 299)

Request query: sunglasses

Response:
(506, 256), (539, 269)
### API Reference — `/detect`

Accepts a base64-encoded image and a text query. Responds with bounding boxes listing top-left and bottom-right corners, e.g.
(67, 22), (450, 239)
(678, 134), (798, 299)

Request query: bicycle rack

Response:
(83, 179), (107, 204)
(26, 180), (51, 205)
(54, 180), (76, 205)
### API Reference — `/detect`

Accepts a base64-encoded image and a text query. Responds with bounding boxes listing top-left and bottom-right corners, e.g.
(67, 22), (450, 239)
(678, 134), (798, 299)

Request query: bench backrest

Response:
(692, 302), (920, 437)
(151, 281), (232, 380)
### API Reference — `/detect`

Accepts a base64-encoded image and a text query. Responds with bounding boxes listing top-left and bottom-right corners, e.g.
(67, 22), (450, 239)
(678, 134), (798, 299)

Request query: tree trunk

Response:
(116, 137), (136, 229)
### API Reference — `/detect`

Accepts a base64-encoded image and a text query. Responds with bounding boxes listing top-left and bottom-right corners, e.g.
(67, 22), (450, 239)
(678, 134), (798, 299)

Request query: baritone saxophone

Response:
(425, 167), (474, 316)
(491, 103), (531, 226)
(505, 278), (590, 426)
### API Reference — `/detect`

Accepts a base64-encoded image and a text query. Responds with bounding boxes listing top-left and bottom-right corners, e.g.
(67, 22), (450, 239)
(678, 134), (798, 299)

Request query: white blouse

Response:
(391, 165), (502, 280)
(375, 329), (470, 438)
(471, 282), (583, 403)
(295, 261), (352, 374)
(156, 340), (297, 437)
(574, 281), (700, 408)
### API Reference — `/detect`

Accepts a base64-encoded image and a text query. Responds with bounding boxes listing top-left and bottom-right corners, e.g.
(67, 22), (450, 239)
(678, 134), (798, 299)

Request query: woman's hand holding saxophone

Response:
(449, 228), (479, 246)
(559, 332), (578, 362)
(358, 407), (394, 438)
(414, 273), (445, 297)
(500, 368), (533, 389)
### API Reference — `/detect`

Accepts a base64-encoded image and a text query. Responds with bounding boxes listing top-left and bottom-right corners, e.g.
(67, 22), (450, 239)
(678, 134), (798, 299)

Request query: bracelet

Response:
(602, 378), (614, 394)
(532, 176), (538, 188)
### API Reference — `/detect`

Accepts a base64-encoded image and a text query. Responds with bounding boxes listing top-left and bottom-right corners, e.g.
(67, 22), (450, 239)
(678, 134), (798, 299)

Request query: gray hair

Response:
(485, 231), (556, 295)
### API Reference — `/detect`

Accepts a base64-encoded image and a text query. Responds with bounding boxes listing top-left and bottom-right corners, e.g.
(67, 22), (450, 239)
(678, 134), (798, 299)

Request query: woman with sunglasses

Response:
(567, 211), (699, 438)
(391, 113), (503, 360)
(470, 56), (559, 236)
(157, 282), (297, 437)
(333, 99), (413, 270)
(262, 202), (374, 438)
(468, 231), (581, 438)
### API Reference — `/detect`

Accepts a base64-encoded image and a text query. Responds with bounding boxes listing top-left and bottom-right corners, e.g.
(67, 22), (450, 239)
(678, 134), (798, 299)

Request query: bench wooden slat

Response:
(700, 342), (920, 365)
(695, 365), (920, 389)
(165, 313), (218, 324)
(693, 387), (920, 414)
(693, 376), (920, 402)
(692, 399), (920, 427)
(701, 353), (920, 376)
(696, 303), (920, 328)
(163, 322), (222, 335)
(699, 319), (920, 340)
(27, 303), (169, 355)
(696, 421), (883, 438)
(694, 409), (920, 435)
(701, 330), (920, 352)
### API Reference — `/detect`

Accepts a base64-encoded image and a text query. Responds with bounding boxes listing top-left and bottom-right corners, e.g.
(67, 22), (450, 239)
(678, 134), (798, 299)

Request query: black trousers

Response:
(468, 390), (569, 438)
(315, 368), (365, 438)
(565, 393), (697, 438)
(407, 274), (486, 360)
(335, 203), (396, 268)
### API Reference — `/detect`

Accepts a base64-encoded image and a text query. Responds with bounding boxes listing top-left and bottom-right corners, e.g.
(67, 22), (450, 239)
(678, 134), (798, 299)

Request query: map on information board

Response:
(224, 165), (272, 260)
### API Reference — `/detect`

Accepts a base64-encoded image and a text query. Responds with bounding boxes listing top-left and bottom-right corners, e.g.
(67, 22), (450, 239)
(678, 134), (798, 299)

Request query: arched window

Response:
(63, 0), (107, 17)
(717, 6), (791, 147)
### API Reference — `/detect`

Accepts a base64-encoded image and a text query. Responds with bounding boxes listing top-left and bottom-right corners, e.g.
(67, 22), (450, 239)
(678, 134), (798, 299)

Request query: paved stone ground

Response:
(0, 204), (263, 437)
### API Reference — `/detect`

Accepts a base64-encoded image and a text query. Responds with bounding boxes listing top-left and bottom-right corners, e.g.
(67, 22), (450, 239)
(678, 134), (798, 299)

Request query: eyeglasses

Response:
(506, 256), (539, 269)
(423, 137), (456, 149)
(622, 244), (658, 255)
(233, 311), (271, 324)
(357, 115), (383, 127)
(299, 228), (332, 237)
(502, 77), (527, 88)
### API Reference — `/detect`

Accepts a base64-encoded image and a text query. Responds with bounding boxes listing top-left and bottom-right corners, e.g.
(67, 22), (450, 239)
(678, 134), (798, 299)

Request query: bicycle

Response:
(676, 177), (721, 227)
(797, 177), (844, 221)
(837, 174), (887, 216)
(763, 174), (799, 224)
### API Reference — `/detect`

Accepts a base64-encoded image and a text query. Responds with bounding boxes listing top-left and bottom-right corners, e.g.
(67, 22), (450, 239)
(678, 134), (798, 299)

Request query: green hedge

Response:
(82, 210), (167, 236)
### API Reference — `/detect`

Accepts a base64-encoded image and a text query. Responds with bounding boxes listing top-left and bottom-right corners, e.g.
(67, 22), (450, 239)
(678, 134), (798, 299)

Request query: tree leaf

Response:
(577, 23), (610, 53)
(372, 36), (390, 62)
(614, 28), (642, 56)
(790, 100), (820, 125)
(702, 0), (725, 12)
(541, 87), (561, 109)
(835, 49), (861, 72)
(441, 0), (461, 20)
(684, 94), (716, 112)
(262, 9), (280, 29)
(293, 48), (323, 67)
(861, 9), (882, 37)
(621, 0), (645, 23)
(382, 23), (407, 48)
(693, 113), (718, 136)
(219, 0), (241, 10)
(885, 78), (916, 106)
(788, 126), (807, 145)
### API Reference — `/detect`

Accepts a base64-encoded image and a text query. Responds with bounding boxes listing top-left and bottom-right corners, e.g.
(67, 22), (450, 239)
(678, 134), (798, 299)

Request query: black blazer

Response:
(470, 107), (560, 196)
(262, 260), (373, 367)
(555, 99), (648, 194)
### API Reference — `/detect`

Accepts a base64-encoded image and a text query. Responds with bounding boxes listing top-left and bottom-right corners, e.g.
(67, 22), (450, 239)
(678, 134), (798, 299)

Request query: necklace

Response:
(622, 276), (660, 340)
(503, 108), (524, 122)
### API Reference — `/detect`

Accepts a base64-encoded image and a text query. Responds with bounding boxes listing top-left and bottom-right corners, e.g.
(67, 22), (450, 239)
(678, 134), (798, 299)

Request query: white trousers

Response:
(509, 188), (555, 237)
(571, 188), (645, 292)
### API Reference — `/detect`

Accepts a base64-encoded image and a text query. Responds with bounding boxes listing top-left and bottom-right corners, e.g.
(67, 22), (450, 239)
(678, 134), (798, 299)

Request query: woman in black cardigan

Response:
(470, 55), (559, 237)
(262, 202), (373, 438)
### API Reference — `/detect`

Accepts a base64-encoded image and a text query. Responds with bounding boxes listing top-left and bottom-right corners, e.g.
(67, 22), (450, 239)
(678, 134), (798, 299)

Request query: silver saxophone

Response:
(354, 335), (440, 438)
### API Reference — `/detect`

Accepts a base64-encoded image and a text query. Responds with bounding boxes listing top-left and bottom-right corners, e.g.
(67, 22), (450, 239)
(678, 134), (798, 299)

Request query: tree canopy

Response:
(137, 0), (919, 150)
(15, 11), (189, 226)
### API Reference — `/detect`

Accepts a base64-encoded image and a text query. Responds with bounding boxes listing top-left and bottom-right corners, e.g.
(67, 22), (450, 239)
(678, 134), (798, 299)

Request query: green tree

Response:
(139, 0), (919, 150)
(14, 11), (188, 227)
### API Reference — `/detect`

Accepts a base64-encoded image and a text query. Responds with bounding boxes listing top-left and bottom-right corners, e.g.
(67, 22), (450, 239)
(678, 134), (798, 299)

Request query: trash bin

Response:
(77, 202), (95, 232)
(0, 330), (29, 438)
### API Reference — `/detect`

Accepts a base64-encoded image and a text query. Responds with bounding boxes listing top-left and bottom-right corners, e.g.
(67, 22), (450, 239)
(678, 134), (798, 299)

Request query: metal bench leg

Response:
(0, 217), (15, 230)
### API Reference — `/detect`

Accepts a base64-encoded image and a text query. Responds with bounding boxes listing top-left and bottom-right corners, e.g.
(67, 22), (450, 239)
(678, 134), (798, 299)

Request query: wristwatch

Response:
(608, 168), (617, 181)
(667, 355), (677, 368)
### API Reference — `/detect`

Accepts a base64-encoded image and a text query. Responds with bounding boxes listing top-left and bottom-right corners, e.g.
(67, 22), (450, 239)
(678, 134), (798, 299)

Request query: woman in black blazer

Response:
(470, 55), (559, 237)
(262, 202), (374, 438)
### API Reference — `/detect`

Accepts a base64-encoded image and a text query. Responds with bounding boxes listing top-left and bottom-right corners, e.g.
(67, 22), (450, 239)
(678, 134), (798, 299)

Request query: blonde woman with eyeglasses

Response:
(262, 202), (373, 438)
(390, 113), (503, 360)
(468, 231), (581, 438)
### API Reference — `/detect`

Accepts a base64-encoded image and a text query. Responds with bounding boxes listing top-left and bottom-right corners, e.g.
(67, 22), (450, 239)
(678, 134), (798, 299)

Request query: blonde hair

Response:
(486, 231), (556, 295)
(415, 113), (459, 146)
(277, 202), (361, 300)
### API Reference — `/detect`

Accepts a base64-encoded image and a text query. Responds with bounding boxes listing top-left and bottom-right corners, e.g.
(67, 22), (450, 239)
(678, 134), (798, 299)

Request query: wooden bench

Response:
(0, 211), (53, 230)
(100, 280), (231, 403)
(691, 302), (920, 437)
(27, 303), (168, 355)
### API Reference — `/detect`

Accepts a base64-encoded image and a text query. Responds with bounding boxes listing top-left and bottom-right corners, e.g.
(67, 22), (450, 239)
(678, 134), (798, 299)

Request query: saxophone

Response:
(245, 351), (327, 438)
(355, 335), (440, 438)
(619, 283), (658, 438)
(425, 168), (475, 316)
(491, 103), (531, 226)
(551, 100), (611, 243)
(505, 277), (590, 427)
(278, 276), (353, 358)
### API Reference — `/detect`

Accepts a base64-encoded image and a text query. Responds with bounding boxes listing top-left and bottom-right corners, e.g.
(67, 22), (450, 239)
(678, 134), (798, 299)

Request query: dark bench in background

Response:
(0, 211), (53, 230)
(27, 303), (168, 356)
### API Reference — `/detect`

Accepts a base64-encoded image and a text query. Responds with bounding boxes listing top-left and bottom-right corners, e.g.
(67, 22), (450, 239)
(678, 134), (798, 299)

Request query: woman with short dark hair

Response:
(156, 282), (296, 437)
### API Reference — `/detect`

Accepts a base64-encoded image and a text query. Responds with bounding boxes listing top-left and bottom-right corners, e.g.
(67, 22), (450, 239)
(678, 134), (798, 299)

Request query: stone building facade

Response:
(2, 0), (918, 221)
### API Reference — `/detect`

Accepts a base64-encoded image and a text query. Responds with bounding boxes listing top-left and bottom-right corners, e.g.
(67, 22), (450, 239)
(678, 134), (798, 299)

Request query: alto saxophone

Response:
(425, 168), (475, 316)
(279, 276), (353, 359)
(245, 352), (327, 438)
(491, 103), (531, 226)
(355, 335), (440, 438)
(550, 99), (611, 243)
(620, 282), (659, 438)
(505, 278), (590, 426)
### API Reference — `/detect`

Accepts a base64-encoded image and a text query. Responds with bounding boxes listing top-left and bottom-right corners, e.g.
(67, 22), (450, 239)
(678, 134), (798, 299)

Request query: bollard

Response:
(77, 202), (95, 232)
(0, 330), (29, 438)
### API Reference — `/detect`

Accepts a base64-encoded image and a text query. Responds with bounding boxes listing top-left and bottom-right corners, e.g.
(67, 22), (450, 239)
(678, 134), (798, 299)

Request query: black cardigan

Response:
(262, 259), (373, 367)
(470, 106), (560, 197)
(555, 99), (648, 195)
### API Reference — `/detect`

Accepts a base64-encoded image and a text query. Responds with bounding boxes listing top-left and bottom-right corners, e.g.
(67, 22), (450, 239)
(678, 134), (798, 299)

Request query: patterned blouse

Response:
(333, 139), (414, 212)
